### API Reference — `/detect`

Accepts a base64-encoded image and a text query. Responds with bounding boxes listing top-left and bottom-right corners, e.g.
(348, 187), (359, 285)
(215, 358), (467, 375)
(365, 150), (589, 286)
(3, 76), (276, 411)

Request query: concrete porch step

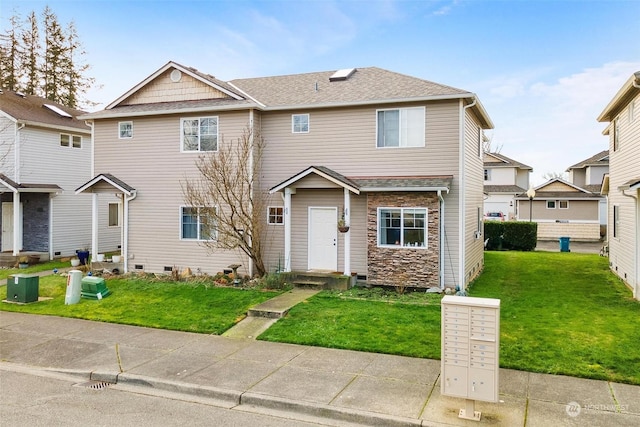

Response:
(291, 279), (328, 290)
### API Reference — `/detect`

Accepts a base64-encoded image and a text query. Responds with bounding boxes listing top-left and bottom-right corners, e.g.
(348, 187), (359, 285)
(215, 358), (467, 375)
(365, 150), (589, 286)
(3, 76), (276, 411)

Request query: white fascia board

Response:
(360, 186), (450, 193)
(21, 120), (91, 135)
(269, 167), (360, 195)
(78, 103), (260, 120)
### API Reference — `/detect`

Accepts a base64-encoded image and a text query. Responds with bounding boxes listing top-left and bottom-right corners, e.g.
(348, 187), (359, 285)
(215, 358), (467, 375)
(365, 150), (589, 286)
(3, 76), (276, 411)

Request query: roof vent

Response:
(44, 104), (72, 118)
(329, 68), (356, 82)
(170, 69), (182, 82)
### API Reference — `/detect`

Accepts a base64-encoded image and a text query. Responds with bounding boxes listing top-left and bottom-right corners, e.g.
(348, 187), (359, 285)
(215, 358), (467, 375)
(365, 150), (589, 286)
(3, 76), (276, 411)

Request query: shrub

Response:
(484, 221), (537, 251)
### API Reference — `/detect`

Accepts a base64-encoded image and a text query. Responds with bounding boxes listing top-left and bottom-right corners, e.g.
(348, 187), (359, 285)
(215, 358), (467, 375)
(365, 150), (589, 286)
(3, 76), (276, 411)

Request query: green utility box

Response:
(81, 276), (111, 300)
(7, 274), (39, 303)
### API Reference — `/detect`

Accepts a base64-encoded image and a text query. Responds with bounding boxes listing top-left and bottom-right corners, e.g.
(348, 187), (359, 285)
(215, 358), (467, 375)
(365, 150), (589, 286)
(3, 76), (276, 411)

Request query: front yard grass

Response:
(0, 275), (281, 334)
(260, 251), (640, 385)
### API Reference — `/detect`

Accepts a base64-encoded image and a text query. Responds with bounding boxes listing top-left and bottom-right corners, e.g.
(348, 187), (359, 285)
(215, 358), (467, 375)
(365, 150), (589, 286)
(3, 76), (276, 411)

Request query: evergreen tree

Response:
(21, 10), (41, 95)
(62, 21), (96, 108)
(42, 5), (66, 104)
(0, 13), (23, 92)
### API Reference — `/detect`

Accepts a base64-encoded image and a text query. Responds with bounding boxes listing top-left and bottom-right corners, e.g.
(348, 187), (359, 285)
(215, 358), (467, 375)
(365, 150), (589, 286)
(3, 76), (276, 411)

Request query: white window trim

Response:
(267, 206), (284, 225)
(377, 206), (428, 249)
(291, 114), (309, 134)
(108, 202), (122, 227)
(119, 121), (133, 139)
(376, 106), (426, 149)
(180, 116), (219, 153)
(180, 206), (217, 241)
(558, 200), (569, 209)
(60, 133), (82, 149)
(546, 200), (556, 209)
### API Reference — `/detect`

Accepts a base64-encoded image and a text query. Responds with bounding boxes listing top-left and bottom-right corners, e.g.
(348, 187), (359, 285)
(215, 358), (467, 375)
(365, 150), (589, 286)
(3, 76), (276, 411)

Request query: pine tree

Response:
(42, 5), (66, 104)
(62, 21), (96, 109)
(0, 13), (23, 92)
(21, 10), (41, 96)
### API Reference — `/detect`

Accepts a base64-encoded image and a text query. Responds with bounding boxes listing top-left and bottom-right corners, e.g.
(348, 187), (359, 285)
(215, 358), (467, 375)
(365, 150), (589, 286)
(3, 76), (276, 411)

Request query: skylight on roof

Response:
(329, 68), (356, 82)
(44, 104), (72, 118)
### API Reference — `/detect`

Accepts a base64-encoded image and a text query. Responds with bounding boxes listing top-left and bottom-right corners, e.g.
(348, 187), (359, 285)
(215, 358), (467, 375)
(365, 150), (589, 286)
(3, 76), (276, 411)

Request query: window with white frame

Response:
(613, 205), (619, 238)
(484, 169), (490, 181)
(547, 200), (556, 209)
(268, 206), (284, 225)
(181, 206), (216, 240)
(613, 119), (619, 151)
(378, 207), (427, 247)
(559, 200), (569, 209)
(108, 203), (121, 227)
(181, 117), (218, 152)
(292, 114), (309, 133)
(477, 126), (482, 157)
(119, 121), (133, 139)
(60, 133), (82, 148)
(376, 107), (425, 148)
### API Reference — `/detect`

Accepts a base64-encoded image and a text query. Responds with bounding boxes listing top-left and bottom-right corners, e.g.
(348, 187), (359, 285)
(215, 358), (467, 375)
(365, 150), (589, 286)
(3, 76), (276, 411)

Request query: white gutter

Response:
(14, 123), (25, 182)
(359, 186), (450, 193)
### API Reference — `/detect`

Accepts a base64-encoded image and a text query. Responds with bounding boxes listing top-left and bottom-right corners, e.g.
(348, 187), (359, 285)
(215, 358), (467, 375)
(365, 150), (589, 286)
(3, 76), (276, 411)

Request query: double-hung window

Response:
(376, 107), (425, 148)
(378, 207), (427, 247)
(181, 206), (216, 240)
(181, 117), (218, 152)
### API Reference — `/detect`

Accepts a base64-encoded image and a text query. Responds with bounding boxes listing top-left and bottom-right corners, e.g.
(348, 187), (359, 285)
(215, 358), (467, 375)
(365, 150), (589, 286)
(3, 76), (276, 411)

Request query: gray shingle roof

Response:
(83, 98), (255, 119)
(484, 152), (532, 170)
(0, 173), (62, 192)
(567, 150), (609, 170)
(230, 67), (469, 109)
(352, 176), (453, 190)
(484, 185), (526, 194)
(0, 90), (90, 132)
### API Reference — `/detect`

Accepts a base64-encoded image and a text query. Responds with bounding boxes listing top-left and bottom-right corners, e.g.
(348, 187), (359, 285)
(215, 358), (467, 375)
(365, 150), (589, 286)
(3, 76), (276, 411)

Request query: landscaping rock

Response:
(426, 287), (443, 293)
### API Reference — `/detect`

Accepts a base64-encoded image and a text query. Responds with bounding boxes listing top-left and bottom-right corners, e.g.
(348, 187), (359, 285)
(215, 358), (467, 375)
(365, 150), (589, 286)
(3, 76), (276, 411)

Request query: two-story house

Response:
(599, 71), (640, 300)
(566, 150), (609, 235)
(78, 62), (493, 290)
(0, 90), (120, 262)
(483, 152), (532, 220)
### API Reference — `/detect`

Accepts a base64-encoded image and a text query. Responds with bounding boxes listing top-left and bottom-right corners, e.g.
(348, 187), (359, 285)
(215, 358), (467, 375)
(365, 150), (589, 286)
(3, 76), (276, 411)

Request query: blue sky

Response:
(2, 0), (639, 184)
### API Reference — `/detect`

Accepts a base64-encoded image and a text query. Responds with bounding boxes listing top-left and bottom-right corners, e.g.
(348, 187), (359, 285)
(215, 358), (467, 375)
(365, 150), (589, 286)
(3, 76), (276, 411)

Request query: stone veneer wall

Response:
(367, 192), (440, 288)
(22, 193), (49, 252)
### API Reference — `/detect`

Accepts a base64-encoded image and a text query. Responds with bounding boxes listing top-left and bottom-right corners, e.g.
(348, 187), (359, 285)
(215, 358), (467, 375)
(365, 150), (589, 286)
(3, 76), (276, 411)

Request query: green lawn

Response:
(0, 260), (70, 281)
(0, 274), (281, 334)
(260, 251), (640, 385)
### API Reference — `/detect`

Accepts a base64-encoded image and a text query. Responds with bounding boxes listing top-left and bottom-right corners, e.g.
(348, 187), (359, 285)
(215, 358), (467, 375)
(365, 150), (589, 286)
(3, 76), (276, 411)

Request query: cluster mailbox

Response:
(441, 295), (500, 421)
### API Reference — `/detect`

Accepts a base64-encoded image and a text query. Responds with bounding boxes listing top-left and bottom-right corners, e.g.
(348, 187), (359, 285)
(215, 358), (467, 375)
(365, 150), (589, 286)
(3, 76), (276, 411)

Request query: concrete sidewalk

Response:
(1, 312), (638, 426)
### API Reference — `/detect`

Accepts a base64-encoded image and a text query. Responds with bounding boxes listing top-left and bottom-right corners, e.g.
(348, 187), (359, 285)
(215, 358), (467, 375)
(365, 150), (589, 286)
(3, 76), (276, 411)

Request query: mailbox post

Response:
(441, 295), (500, 421)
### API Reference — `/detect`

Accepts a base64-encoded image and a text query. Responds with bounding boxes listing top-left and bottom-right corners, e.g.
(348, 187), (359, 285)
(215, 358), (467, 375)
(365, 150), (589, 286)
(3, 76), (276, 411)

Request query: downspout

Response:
(13, 123), (25, 256)
(438, 190), (445, 289)
(458, 97), (477, 290)
(621, 189), (639, 299)
(123, 190), (138, 273)
(85, 120), (94, 176)
(248, 109), (255, 277)
(15, 123), (25, 181)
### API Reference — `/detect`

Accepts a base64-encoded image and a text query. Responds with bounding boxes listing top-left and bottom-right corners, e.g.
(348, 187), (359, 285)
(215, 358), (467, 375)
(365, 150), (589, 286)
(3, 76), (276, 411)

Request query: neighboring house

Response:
(566, 150), (609, 235)
(483, 152), (532, 220)
(0, 90), (120, 259)
(598, 71), (640, 300)
(515, 178), (602, 241)
(77, 62), (493, 290)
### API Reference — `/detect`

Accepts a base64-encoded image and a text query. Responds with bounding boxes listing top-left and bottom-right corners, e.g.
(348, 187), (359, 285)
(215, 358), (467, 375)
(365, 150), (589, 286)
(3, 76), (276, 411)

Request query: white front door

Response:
(308, 207), (338, 271)
(2, 202), (15, 251)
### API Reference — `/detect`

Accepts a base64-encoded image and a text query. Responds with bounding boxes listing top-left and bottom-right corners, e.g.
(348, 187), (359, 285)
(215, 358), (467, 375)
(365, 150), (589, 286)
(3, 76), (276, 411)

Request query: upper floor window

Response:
(378, 207), (427, 248)
(376, 107), (425, 148)
(484, 169), (490, 181)
(292, 114), (309, 133)
(181, 117), (218, 152)
(547, 200), (556, 209)
(119, 121), (133, 139)
(181, 206), (216, 240)
(60, 133), (82, 149)
(559, 200), (569, 209)
(268, 206), (284, 225)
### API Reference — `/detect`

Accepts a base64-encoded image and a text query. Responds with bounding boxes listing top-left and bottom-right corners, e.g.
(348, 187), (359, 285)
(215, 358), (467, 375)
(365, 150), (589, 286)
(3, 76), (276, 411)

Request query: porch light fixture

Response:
(526, 186), (536, 222)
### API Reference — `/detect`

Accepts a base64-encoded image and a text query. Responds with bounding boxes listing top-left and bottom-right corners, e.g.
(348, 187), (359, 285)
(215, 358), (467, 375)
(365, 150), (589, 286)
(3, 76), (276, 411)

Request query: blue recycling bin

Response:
(559, 237), (570, 252)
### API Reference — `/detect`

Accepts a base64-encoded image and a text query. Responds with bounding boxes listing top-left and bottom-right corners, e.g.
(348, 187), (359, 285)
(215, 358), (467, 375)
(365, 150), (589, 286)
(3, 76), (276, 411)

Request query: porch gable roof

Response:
(75, 173), (136, 195)
(0, 174), (62, 193)
(269, 166), (453, 194)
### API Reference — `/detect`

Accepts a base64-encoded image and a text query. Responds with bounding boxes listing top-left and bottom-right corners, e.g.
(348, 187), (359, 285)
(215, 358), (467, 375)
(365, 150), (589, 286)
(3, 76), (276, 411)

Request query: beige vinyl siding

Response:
(93, 110), (253, 275)
(19, 126), (94, 257)
(0, 117), (16, 177)
(259, 100), (462, 285)
(533, 200), (599, 221)
(607, 91), (640, 294)
(286, 189), (367, 274)
(463, 108), (485, 285)
(122, 70), (230, 105)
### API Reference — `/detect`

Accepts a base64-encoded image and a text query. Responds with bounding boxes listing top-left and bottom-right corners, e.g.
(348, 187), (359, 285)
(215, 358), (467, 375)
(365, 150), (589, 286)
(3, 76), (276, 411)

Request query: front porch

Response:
(288, 270), (356, 290)
(0, 251), (50, 268)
